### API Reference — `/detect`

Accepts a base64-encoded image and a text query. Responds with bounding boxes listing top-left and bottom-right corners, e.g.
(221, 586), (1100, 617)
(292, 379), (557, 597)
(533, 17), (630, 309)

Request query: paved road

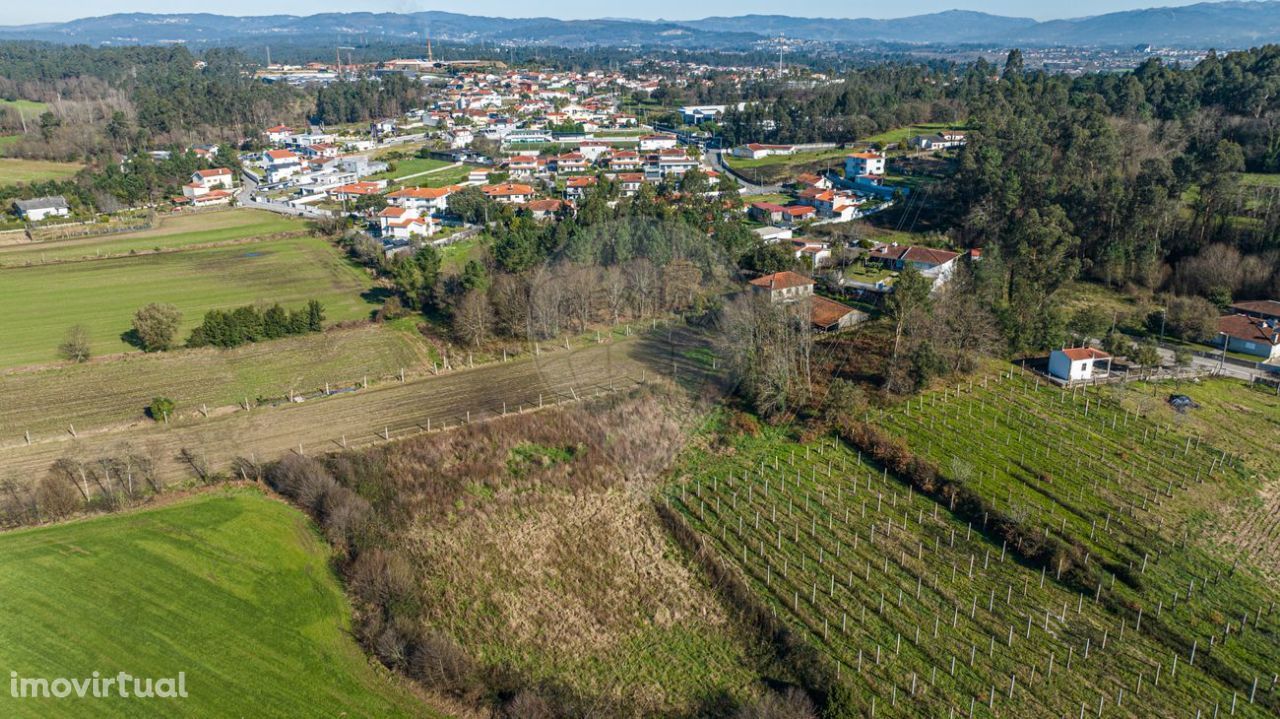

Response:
(240, 172), (336, 218)
(1153, 344), (1274, 382)
(703, 149), (783, 196)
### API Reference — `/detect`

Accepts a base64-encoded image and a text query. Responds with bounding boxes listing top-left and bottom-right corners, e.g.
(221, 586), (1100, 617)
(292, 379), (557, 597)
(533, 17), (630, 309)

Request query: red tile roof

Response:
(901, 246), (960, 265)
(526, 199), (564, 212)
(1218, 314), (1280, 345)
(482, 182), (534, 196)
(811, 295), (857, 329)
(749, 271), (814, 291)
(1230, 300), (1280, 318)
(1058, 347), (1111, 362)
(332, 182), (383, 196)
(387, 186), (456, 200)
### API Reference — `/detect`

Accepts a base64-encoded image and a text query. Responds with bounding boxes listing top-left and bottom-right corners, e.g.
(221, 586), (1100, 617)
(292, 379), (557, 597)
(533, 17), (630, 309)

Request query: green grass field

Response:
(439, 233), (486, 273)
(369, 157), (451, 181)
(0, 98), (49, 113)
(1239, 173), (1280, 187)
(0, 157), (82, 185)
(0, 488), (428, 718)
(669, 371), (1280, 717)
(865, 123), (966, 148)
(0, 210), (303, 267)
(0, 134), (21, 154)
(0, 325), (427, 436)
(401, 164), (472, 189)
(727, 147), (850, 170)
(0, 235), (378, 368)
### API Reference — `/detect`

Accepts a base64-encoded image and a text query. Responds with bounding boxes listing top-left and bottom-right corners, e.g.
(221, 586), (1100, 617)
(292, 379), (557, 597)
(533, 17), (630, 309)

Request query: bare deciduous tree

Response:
(453, 290), (493, 347)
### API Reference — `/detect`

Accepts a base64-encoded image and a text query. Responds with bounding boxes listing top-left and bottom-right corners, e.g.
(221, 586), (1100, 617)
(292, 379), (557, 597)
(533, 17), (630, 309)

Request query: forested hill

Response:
(8, 3), (1280, 49)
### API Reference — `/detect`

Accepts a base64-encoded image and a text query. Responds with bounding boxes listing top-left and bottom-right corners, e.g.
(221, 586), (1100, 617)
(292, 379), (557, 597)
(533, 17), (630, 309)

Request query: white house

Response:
(791, 240), (832, 266)
(1048, 348), (1113, 382)
(287, 132), (337, 148)
(448, 128), (474, 149)
(179, 185), (234, 207)
(733, 143), (794, 160)
(646, 150), (698, 180)
(264, 124), (292, 144)
(482, 182), (534, 204)
(506, 155), (541, 176)
(577, 140), (611, 162)
(639, 133), (679, 151)
(845, 152), (886, 178)
(612, 172), (645, 196)
(328, 181), (387, 202)
(298, 143), (340, 160)
(190, 168), (234, 190)
(378, 206), (437, 240)
(385, 185), (458, 213)
(264, 149), (303, 183)
(13, 196), (70, 221)
(910, 131), (967, 151)
(564, 175), (597, 200)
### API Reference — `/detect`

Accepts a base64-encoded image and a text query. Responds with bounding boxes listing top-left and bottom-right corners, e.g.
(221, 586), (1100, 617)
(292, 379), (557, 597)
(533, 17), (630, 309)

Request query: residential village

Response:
(8, 57), (1279, 373)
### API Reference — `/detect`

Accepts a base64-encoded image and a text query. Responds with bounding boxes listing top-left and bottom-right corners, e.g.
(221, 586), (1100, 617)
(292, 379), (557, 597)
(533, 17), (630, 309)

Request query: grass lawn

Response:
(0, 235), (378, 368)
(864, 122), (965, 147)
(842, 260), (896, 285)
(0, 488), (429, 718)
(439, 233), (487, 273)
(400, 164), (473, 190)
(727, 147), (848, 170)
(368, 157), (451, 181)
(0, 157), (82, 185)
(1239, 172), (1280, 187)
(0, 98), (49, 114)
(0, 209), (302, 267)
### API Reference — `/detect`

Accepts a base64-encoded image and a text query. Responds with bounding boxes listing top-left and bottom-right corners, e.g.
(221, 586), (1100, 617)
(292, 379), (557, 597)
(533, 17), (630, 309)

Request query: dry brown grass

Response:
(321, 389), (764, 716)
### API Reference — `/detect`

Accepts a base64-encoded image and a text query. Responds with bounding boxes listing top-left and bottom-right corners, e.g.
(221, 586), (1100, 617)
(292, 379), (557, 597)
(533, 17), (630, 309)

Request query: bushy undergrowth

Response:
(262, 387), (769, 717)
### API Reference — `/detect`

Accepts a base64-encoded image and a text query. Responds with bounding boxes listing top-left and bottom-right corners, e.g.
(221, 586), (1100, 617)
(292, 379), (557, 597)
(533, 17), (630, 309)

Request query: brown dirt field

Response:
(0, 334), (707, 487)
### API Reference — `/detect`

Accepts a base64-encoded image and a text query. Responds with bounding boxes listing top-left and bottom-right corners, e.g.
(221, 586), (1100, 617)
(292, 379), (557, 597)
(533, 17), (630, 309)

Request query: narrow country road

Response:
(0, 332), (713, 486)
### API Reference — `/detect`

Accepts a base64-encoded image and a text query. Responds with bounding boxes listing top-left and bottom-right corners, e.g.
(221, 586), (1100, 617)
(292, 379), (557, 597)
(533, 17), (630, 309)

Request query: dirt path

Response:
(0, 334), (704, 486)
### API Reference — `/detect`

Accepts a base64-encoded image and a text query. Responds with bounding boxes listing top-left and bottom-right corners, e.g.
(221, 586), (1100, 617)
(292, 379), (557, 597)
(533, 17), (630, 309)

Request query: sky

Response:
(2, 0), (1235, 26)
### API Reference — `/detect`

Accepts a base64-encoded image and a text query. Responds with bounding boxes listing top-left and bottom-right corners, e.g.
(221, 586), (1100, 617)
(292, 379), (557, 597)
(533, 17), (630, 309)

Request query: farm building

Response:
(810, 295), (865, 332)
(1048, 347), (1113, 382)
(14, 196), (70, 222)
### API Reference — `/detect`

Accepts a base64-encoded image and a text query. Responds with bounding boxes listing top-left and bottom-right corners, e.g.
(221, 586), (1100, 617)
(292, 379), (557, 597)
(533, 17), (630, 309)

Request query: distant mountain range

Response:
(5, 2), (1280, 49)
